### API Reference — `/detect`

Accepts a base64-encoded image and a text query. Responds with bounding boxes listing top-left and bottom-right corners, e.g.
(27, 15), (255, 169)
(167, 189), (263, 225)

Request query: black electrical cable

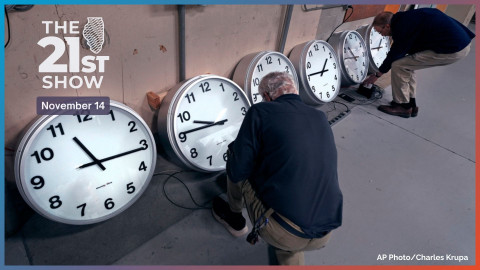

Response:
(4, 6), (11, 48)
(326, 5), (354, 42)
(156, 170), (221, 210)
(331, 100), (351, 113)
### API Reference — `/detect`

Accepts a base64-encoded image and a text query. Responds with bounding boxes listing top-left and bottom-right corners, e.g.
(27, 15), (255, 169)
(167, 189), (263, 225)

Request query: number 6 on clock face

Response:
(14, 101), (157, 225)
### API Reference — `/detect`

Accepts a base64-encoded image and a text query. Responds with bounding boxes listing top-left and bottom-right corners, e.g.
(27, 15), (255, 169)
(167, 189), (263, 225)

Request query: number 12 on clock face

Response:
(15, 101), (157, 225)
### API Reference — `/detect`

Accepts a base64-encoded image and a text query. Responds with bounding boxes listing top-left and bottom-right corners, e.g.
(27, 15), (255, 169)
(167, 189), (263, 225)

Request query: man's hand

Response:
(363, 72), (382, 85)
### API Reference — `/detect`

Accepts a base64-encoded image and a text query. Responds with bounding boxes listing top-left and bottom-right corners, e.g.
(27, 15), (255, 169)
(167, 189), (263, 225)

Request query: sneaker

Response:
(212, 196), (248, 237)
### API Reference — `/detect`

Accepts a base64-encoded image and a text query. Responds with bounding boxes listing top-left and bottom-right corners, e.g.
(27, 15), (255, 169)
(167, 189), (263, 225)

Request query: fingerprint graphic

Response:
(83, 17), (105, 54)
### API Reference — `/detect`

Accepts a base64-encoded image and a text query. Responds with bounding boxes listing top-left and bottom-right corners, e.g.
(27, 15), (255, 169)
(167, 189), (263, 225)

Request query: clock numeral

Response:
(335, 75), (337, 80)
(319, 92), (322, 99)
(139, 139), (148, 149)
(46, 123), (65, 138)
(30, 176), (45, 189)
(206, 155), (212, 166)
(314, 44), (319, 51)
(306, 62), (311, 69)
(326, 92), (331, 98)
(332, 85), (336, 92)
(177, 111), (191, 123)
(75, 114), (92, 123)
(127, 182), (136, 194)
(285, 66), (290, 74)
(190, 148), (198, 158)
(109, 110), (116, 121)
(356, 75), (360, 80)
(348, 34), (352, 39)
(333, 63), (336, 69)
(308, 51), (313, 57)
(233, 92), (239, 101)
(312, 86), (316, 93)
(329, 52), (333, 59)
(223, 152), (228, 162)
(219, 83), (225, 92)
(253, 78), (260, 87)
(139, 161), (147, 171)
(104, 198), (115, 210)
(178, 133), (187, 142)
(277, 58), (281, 65)
(31, 148), (54, 164)
(241, 107), (247, 116)
(322, 45), (326, 52)
(265, 56), (272, 64)
(199, 82), (211, 93)
(257, 64), (263, 72)
(77, 203), (86, 216)
(128, 121), (138, 132)
(184, 92), (196, 103)
(49, 195), (62, 209)
(253, 93), (259, 102)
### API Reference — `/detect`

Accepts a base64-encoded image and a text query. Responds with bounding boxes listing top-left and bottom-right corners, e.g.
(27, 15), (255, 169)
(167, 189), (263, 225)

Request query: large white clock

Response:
(232, 51), (299, 104)
(289, 40), (341, 105)
(14, 100), (157, 225)
(328, 30), (369, 86)
(356, 24), (391, 73)
(157, 75), (250, 173)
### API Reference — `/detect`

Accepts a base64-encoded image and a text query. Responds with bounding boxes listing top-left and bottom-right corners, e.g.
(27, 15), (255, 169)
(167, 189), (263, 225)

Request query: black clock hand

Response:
(178, 119), (228, 140)
(347, 47), (358, 61)
(77, 146), (146, 169)
(193, 120), (215, 124)
(73, 137), (106, 170)
(319, 59), (329, 76)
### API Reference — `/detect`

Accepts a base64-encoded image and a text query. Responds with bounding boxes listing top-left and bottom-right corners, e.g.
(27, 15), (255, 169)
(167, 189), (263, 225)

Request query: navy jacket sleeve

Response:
(226, 106), (261, 183)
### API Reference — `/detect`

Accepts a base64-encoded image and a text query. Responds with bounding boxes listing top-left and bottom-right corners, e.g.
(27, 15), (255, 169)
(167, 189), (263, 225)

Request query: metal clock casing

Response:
(356, 24), (391, 73)
(14, 101), (157, 225)
(328, 30), (369, 86)
(233, 51), (299, 104)
(289, 40), (341, 105)
(157, 75), (251, 173)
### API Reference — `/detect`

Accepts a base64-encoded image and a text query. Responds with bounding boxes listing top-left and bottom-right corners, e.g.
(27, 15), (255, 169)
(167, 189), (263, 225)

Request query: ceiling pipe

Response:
(277, 5), (294, 54)
(178, 5), (186, 82)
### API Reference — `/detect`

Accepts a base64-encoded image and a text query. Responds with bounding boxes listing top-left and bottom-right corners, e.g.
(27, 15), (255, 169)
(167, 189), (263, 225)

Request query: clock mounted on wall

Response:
(14, 100), (157, 225)
(232, 51), (299, 104)
(157, 74), (250, 173)
(328, 30), (369, 86)
(289, 40), (342, 105)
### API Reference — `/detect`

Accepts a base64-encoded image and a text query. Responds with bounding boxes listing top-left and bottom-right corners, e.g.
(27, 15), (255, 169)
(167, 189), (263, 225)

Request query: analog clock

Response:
(289, 40), (341, 105)
(14, 101), (157, 225)
(356, 24), (391, 73)
(232, 51), (299, 104)
(157, 75), (251, 173)
(328, 30), (369, 86)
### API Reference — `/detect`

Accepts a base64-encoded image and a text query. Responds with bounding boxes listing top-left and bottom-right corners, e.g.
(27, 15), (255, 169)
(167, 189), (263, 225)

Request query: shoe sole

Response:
(212, 209), (248, 237)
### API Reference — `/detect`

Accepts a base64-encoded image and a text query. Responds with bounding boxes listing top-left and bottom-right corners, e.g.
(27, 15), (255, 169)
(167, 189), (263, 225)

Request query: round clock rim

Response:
(329, 30), (370, 85)
(290, 40), (342, 105)
(164, 74), (251, 173)
(14, 100), (157, 225)
(357, 24), (391, 73)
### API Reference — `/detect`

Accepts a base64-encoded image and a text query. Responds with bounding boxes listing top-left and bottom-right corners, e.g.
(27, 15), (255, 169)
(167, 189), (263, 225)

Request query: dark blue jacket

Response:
(226, 94), (343, 238)
(379, 8), (475, 73)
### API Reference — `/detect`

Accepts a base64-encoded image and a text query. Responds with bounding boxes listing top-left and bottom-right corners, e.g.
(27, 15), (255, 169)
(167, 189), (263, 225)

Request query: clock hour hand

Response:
(178, 119), (228, 140)
(73, 137), (106, 171)
(77, 146), (146, 169)
(347, 47), (358, 61)
(193, 120), (215, 124)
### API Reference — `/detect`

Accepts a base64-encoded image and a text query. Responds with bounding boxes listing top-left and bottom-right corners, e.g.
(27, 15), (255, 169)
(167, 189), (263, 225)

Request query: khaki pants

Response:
(227, 178), (331, 265)
(390, 44), (471, 103)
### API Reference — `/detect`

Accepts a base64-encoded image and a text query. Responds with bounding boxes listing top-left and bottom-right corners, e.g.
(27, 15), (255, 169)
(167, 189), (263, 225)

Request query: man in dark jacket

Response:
(363, 8), (475, 118)
(212, 72), (343, 265)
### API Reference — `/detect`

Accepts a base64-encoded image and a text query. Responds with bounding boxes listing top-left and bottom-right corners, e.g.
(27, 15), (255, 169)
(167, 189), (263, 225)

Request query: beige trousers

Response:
(390, 44), (471, 103)
(227, 178), (331, 265)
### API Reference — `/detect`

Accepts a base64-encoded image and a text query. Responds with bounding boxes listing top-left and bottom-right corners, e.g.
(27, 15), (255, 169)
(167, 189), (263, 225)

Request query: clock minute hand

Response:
(347, 47), (358, 61)
(77, 146), (146, 169)
(180, 119), (228, 136)
(73, 137), (106, 171)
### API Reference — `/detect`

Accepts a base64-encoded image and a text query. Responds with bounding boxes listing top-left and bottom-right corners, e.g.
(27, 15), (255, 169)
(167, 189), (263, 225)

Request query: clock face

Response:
(302, 41), (341, 103)
(246, 52), (298, 104)
(15, 101), (157, 225)
(166, 75), (250, 172)
(368, 27), (391, 69)
(342, 31), (368, 84)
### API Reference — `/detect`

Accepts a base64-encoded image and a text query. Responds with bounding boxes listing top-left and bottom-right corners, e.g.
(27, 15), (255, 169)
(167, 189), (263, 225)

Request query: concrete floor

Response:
(5, 27), (476, 266)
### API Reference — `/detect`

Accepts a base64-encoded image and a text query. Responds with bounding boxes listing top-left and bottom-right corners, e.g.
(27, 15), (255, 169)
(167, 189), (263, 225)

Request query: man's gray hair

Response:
(258, 72), (298, 100)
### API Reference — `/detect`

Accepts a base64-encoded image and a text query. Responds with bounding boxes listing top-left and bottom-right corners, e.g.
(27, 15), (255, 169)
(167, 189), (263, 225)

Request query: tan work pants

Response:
(227, 178), (331, 265)
(390, 44), (471, 103)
